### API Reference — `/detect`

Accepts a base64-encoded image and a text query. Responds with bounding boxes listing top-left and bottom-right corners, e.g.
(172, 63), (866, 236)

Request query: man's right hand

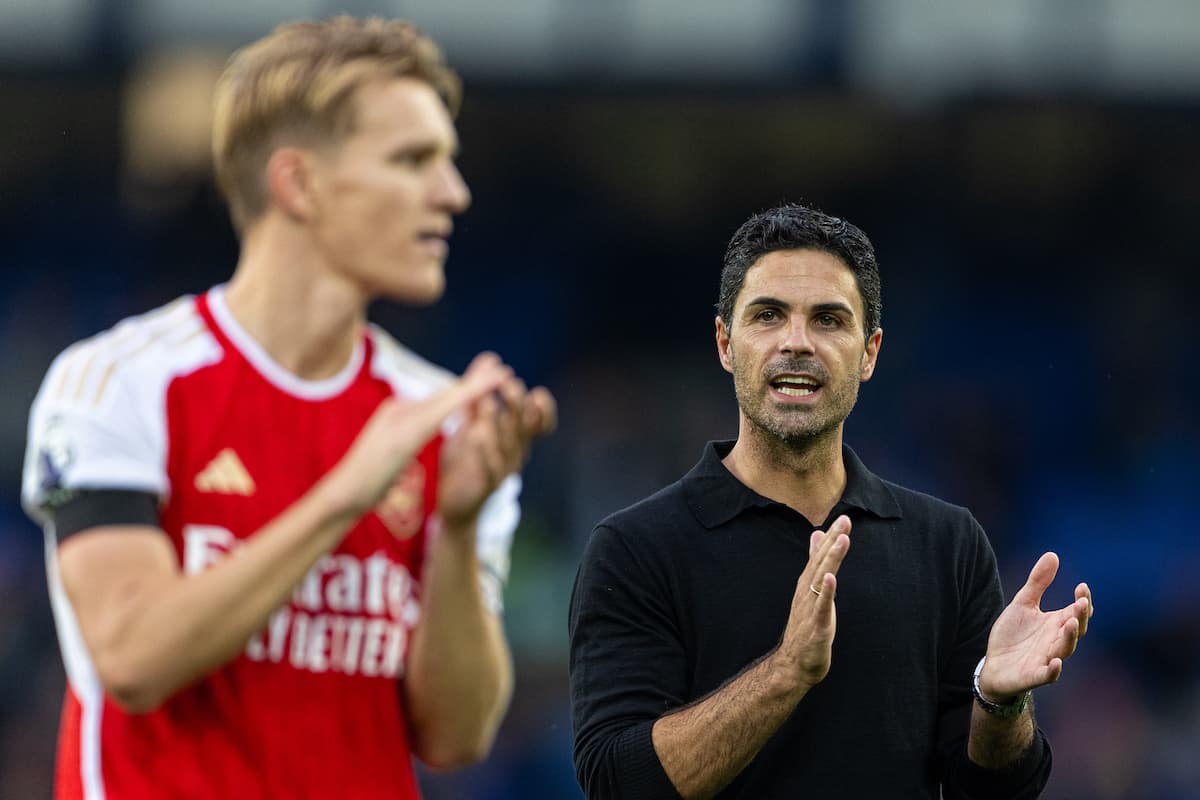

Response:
(771, 515), (851, 690)
(648, 514), (852, 798)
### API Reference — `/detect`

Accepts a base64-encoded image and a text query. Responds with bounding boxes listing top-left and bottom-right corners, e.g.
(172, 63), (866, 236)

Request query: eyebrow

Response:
(811, 302), (856, 318)
(388, 138), (460, 159)
(742, 297), (856, 317)
(742, 296), (790, 313)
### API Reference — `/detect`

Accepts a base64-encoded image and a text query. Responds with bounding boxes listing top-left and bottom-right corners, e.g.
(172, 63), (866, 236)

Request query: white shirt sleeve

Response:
(21, 299), (217, 526)
(474, 474), (522, 614)
(22, 345), (169, 526)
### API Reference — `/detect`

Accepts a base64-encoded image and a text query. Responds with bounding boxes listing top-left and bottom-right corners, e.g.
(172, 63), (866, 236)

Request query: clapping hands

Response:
(978, 552), (1094, 702)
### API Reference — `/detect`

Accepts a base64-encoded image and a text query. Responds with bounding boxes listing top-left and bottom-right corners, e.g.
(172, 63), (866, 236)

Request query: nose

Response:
(779, 318), (814, 355)
(433, 161), (471, 214)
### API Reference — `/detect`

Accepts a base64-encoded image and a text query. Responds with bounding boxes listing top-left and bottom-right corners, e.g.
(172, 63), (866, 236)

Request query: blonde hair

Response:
(212, 16), (461, 234)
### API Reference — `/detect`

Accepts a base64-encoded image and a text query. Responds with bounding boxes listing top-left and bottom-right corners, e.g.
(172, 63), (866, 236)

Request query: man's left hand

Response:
(979, 552), (1094, 702)
(437, 354), (557, 531)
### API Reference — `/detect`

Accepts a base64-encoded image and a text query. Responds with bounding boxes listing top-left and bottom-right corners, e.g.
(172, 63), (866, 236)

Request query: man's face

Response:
(306, 77), (471, 304)
(716, 248), (882, 447)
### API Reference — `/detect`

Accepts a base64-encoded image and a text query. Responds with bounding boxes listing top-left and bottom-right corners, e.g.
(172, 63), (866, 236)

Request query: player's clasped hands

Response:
(325, 352), (556, 523)
(773, 515), (852, 690)
(437, 352), (557, 530)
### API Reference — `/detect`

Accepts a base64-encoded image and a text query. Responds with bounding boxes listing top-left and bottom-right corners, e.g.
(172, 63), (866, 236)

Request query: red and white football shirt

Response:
(21, 287), (520, 799)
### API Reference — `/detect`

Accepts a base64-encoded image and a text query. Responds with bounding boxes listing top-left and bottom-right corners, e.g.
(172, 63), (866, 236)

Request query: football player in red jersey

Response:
(22, 17), (555, 799)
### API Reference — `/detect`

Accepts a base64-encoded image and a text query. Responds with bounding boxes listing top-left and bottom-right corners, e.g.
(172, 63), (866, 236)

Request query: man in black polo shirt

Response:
(568, 203), (1094, 799)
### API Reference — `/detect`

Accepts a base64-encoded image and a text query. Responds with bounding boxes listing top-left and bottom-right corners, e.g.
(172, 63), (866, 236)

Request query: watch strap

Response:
(972, 656), (1030, 719)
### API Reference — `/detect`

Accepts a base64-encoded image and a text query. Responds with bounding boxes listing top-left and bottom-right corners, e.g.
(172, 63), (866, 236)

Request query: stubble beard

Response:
(730, 350), (862, 455)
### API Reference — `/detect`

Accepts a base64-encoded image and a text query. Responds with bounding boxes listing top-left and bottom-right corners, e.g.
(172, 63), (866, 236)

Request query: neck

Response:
(722, 421), (847, 527)
(223, 221), (367, 381)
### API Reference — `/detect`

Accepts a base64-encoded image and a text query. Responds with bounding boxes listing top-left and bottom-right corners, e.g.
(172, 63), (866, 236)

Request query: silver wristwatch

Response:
(972, 657), (1030, 719)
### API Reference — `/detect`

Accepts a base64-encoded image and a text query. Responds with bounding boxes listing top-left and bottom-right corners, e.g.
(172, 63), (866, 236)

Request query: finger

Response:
(522, 386), (558, 438)
(1073, 594), (1091, 639)
(473, 389), (500, 432)
(1075, 582), (1094, 636)
(1041, 657), (1064, 686)
(492, 381), (525, 462)
(452, 416), (506, 494)
(812, 516), (852, 582)
(795, 531), (836, 614)
(1077, 582), (1094, 616)
(803, 518), (849, 592)
(805, 535), (849, 609)
(1013, 552), (1060, 609)
(462, 351), (502, 377)
(498, 375), (527, 409)
(801, 520), (842, 584)
(827, 515), (852, 537)
(1045, 594), (1090, 648)
(451, 359), (513, 410)
(795, 570), (838, 612)
(814, 516), (849, 560)
(410, 358), (511, 435)
(1018, 658), (1065, 693)
(388, 391), (468, 454)
(460, 359), (513, 401)
(1057, 615), (1081, 659)
(812, 572), (838, 628)
(459, 353), (513, 399)
(474, 393), (511, 484)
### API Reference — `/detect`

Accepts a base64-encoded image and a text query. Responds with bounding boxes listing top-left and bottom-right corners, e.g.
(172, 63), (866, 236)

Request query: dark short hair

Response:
(717, 203), (881, 340)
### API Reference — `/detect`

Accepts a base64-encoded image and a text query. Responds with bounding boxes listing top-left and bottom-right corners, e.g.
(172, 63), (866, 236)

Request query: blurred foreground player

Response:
(22, 17), (555, 799)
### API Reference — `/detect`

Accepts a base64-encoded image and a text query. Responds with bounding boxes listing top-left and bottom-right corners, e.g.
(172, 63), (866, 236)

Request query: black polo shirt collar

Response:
(682, 440), (903, 529)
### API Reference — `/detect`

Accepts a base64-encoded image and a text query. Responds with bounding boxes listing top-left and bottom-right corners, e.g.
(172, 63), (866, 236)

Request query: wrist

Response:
(763, 649), (814, 701)
(431, 512), (477, 540)
(973, 657), (1030, 718)
(309, 472), (373, 527)
(426, 515), (480, 567)
(436, 494), (486, 533)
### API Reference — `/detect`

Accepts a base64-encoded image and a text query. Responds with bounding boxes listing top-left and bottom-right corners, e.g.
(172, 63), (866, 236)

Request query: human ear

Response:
(716, 317), (734, 374)
(860, 328), (882, 381)
(265, 147), (317, 222)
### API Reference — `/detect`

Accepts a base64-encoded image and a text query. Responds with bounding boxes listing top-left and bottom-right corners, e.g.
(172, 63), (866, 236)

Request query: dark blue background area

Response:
(0, 79), (1197, 797)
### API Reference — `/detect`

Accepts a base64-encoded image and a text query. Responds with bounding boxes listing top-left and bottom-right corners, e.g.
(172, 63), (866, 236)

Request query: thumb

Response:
(404, 355), (511, 439)
(523, 386), (558, 437)
(1012, 552), (1060, 609)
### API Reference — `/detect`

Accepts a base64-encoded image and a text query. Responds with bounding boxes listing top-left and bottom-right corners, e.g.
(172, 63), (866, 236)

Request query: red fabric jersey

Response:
(22, 288), (519, 799)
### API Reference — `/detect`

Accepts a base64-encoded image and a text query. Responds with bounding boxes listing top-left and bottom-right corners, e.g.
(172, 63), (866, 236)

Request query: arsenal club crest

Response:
(374, 461), (426, 539)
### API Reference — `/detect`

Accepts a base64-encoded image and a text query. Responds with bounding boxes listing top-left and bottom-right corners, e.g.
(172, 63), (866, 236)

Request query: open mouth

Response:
(769, 375), (821, 397)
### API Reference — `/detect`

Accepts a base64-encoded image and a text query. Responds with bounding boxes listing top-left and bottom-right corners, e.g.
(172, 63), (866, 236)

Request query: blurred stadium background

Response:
(1, 1), (1198, 797)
